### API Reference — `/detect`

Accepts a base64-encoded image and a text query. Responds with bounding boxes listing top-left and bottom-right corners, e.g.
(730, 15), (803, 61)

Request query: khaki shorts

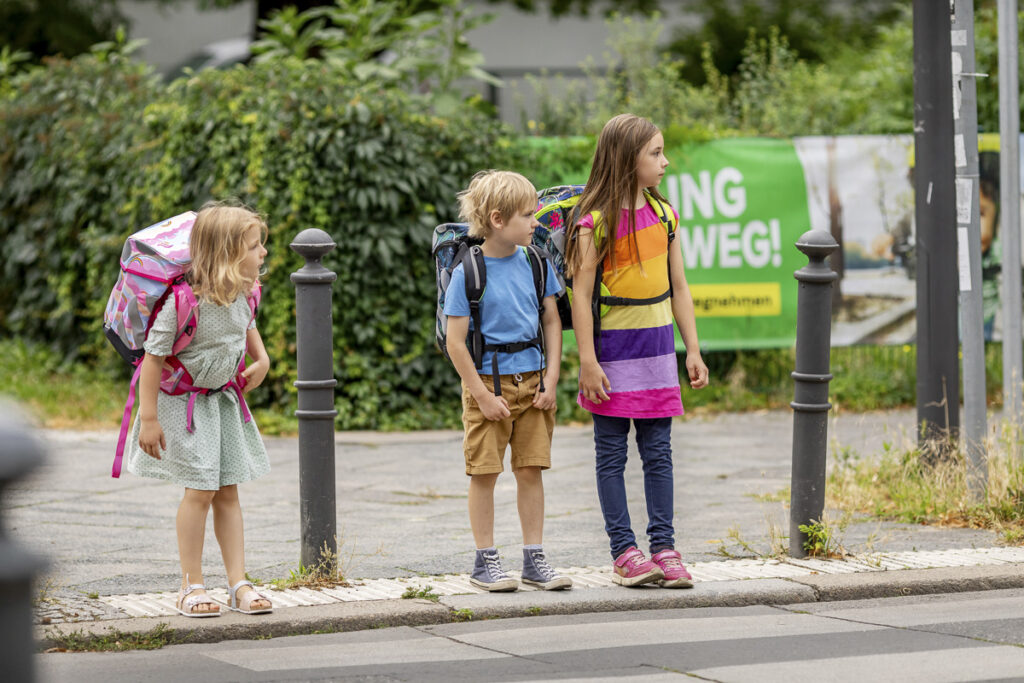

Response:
(461, 370), (555, 475)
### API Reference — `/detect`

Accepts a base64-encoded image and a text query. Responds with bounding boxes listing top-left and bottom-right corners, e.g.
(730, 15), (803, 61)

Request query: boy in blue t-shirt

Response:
(444, 170), (571, 591)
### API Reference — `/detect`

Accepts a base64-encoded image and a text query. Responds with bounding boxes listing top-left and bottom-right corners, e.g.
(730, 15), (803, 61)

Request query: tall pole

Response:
(999, 0), (1023, 433)
(790, 230), (838, 558)
(291, 229), (339, 570)
(913, 0), (961, 455)
(953, 0), (988, 499)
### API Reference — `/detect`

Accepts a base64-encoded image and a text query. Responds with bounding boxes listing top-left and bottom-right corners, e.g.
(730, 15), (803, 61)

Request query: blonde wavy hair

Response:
(457, 169), (537, 238)
(189, 202), (267, 306)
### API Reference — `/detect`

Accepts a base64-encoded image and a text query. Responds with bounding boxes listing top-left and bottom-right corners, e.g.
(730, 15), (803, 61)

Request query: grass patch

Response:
(44, 623), (181, 652)
(269, 539), (351, 590)
(827, 428), (1024, 544)
(0, 340), (124, 430)
(401, 585), (440, 602)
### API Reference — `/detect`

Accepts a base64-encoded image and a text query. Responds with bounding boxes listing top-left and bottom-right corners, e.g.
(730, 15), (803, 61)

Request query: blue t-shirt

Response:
(444, 248), (563, 375)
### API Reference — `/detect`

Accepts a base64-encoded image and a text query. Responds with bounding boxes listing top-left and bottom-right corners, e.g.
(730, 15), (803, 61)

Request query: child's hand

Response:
(532, 383), (556, 411)
(139, 417), (165, 460)
(241, 358), (269, 394)
(686, 353), (709, 389)
(476, 392), (511, 421)
(579, 359), (611, 403)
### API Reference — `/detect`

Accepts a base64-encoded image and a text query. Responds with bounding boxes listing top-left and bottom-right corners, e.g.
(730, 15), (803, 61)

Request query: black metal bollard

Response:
(789, 230), (839, 558)
(0, 409), (47, 682)
(290, 229), (339, 570)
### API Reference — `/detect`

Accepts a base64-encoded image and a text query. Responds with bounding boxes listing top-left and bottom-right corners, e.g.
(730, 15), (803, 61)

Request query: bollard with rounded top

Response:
(0, 408), (47, 682)
(789, 229), (839, 558)
(291, 229), (339, 569)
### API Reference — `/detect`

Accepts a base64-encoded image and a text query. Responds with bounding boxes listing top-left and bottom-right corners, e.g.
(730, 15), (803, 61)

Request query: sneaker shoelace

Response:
(623, 551), (646, 568)
(484, 554), (508, 581)
(659, 554), (683, 570)
(529, 551), (557, 580)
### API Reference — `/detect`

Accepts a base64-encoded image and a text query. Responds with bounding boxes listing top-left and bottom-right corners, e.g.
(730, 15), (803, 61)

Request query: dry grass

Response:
(826, 424), (1024, 544)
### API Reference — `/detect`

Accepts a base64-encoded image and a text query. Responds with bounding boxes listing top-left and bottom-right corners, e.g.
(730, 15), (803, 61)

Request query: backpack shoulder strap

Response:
(524, 245), (547, 310)
(169, 281), (199, 356)
(247, 282), (262, 324)
(645, 192), (677, 240)
(463, 245), (487, 369)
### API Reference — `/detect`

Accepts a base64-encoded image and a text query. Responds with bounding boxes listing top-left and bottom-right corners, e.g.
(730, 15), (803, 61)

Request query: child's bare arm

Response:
(571, 228), (611, 403)
(242, 327), (270, 394)
(446, 315), (510, 421)
(138, 352), (166, 459)
(668, 244), (708, 389)
(533, 294), (562, 410)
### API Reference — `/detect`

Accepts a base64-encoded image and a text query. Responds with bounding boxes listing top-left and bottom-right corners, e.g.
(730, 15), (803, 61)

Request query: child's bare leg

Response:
(468, 473), (499, 548)
(177, 488), (218, 613)
(212, 485), (269, 609)
(513, 466), (544, 546)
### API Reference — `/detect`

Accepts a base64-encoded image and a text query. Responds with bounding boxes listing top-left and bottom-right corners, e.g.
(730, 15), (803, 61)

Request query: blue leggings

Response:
(592, 414), (675, 559)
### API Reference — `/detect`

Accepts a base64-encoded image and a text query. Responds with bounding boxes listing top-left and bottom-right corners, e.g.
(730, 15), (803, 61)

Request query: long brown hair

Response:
(564, 113), (668, 277)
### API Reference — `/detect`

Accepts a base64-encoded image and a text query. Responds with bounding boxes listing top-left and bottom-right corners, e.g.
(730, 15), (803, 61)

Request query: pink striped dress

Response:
(577, 202), (683, 418)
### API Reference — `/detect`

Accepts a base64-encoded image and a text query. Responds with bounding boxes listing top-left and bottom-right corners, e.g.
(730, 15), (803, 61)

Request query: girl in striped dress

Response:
(564, 114), (709, 588)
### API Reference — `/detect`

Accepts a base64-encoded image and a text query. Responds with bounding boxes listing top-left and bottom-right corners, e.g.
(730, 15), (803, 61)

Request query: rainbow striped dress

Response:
(577, 202), (684, 418)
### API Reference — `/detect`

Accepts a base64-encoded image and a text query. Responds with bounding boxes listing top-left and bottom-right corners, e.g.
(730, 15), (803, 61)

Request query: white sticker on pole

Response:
(956, 177), (974, 224)
(954, 134), (967, 168)
(958, 227), (972, 292)
(951, 29), (968, 47)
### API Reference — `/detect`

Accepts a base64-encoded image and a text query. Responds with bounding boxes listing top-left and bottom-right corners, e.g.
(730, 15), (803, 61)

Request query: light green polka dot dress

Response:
(126, 293), (270, 491)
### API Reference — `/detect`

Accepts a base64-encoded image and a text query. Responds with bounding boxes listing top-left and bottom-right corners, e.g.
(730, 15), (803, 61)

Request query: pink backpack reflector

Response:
(104, 212), (196, 365)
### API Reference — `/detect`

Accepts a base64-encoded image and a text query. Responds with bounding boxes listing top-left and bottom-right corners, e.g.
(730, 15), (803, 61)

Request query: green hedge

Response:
(0, 48), (597, 429)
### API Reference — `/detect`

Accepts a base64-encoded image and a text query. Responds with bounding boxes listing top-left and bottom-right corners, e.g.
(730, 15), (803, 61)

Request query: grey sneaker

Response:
(470, 549), (518, 592)
(521, 548), (573, 590)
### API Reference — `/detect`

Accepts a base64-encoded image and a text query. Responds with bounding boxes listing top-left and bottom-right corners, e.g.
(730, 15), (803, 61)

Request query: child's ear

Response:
(489, 209), (505, 231)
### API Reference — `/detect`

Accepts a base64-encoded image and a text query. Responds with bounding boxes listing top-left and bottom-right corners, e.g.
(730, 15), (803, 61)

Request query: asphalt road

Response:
(36, 587), (1024, 682)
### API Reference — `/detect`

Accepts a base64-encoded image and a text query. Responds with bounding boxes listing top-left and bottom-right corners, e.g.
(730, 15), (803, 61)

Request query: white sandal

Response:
(176, 580), (220, 618)
(225, 579), (273, 615)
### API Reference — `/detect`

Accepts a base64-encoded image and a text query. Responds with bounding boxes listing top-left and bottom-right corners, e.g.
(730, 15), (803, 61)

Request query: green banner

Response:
(661, 138), (809, 351)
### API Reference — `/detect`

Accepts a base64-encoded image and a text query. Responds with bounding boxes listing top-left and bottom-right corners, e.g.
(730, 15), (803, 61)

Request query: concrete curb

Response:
(37, 599), (451, 651)
(37, 565), (1024, 651)
(789, 564), (1024, 602)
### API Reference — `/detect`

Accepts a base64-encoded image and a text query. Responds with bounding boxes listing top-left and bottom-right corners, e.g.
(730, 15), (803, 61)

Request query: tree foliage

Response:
(668, 0), (906, 85)
(0, 32), (530, 429)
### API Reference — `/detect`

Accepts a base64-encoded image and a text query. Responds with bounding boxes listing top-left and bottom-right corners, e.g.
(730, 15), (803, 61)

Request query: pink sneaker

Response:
(651, 549), (694, 588)
(611, 547), (664, 586)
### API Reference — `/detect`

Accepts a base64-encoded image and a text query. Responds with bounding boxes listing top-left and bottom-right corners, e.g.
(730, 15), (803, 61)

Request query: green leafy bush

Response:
(0, 41), (530, 429)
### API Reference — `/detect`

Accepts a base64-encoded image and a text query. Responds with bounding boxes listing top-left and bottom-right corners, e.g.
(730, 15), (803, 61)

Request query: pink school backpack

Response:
(103, 212), (260, 478)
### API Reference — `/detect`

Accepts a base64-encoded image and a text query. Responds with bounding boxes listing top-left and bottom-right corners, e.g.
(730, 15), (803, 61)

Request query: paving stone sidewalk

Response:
(7, 408), (1010, 629)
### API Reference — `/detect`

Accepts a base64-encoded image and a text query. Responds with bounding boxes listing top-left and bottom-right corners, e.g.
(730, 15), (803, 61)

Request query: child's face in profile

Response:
(240, 224), (267, 281)
(636, 132), (669, 189)
(496, 203), (540, 248)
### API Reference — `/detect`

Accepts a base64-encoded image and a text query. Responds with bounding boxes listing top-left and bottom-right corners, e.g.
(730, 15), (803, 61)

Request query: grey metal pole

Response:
(953, 0), (988, 500)
(913, 0), (961, 454)
(998, 0), (1023, 433)
(0, 408), (47, 683)
(789, 230), (838, 559)
(290, 229), (339, 570)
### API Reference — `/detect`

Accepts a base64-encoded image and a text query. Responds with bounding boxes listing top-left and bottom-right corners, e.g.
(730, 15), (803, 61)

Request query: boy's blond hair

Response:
(457, 170), (537, 238)
(189, 201), (268, 306)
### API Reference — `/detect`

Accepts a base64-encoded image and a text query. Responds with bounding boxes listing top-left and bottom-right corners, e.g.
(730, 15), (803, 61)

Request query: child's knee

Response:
(513, 466), (543, 484)
(183, 488), (217, 505)
(212, 485), (240, 506)
(470, 472), (500, 488)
